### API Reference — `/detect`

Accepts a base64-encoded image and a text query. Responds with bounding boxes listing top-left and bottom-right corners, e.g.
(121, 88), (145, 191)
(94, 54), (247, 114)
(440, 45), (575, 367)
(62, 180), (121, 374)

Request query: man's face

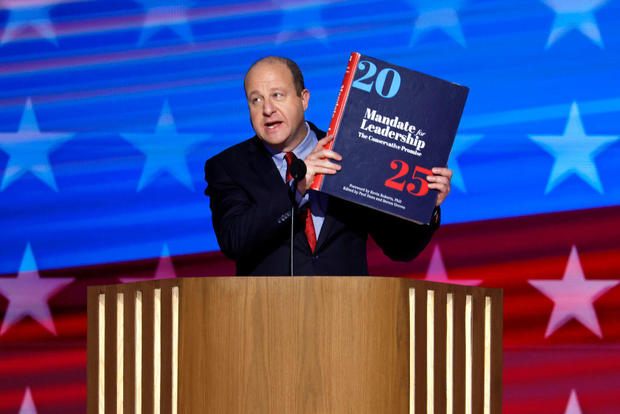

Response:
(245, 61), (309, 153)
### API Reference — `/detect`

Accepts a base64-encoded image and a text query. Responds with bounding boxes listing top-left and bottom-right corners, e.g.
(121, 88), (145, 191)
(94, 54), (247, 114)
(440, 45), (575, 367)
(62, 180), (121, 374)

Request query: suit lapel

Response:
(247, 137), (289, 192)
(315, 195), (346, 252)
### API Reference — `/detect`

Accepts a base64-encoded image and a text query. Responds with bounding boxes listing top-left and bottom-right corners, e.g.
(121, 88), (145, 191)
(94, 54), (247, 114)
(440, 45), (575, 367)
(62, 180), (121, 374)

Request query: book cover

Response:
(311, 52), (469, 224)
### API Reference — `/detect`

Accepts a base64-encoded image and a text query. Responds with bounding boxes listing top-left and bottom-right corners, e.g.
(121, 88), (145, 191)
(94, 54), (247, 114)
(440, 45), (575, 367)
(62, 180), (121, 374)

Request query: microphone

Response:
(290, 158), (307, 182)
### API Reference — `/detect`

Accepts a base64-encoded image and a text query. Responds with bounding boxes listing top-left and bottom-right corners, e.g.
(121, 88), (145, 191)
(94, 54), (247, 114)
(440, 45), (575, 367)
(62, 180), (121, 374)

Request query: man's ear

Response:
(301, 89), (310, 111)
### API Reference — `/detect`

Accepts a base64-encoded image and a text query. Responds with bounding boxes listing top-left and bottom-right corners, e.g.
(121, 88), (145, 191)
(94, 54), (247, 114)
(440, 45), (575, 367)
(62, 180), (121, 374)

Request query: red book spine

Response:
(310, 52), (360, 191)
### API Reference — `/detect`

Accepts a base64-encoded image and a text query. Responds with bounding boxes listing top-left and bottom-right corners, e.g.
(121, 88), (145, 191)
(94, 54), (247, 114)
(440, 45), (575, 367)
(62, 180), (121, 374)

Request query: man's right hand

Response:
(297, 135), (342, 195)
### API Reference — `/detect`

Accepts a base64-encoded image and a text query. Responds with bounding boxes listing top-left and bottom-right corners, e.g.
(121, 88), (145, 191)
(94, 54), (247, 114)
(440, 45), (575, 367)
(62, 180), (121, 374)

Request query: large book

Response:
(311, 52), (469, 224)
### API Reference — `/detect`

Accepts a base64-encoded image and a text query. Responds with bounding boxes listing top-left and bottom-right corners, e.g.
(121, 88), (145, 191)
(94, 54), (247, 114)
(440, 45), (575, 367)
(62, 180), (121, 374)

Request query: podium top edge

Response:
(86, 276), (503, 296)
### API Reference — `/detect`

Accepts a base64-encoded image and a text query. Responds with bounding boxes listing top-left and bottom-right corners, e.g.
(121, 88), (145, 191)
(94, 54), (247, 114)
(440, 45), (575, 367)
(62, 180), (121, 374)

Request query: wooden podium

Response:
(87, 277), (502, 413)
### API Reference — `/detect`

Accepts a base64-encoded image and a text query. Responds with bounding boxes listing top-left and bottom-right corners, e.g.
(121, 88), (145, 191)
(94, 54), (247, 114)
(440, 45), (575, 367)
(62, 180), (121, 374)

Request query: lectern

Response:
(87, 277), (502, 413)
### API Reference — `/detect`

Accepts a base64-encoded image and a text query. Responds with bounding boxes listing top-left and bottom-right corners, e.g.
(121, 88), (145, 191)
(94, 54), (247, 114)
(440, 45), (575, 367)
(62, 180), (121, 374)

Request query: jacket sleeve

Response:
(204, 155), (293, 261)
(366, 207), (439, 262)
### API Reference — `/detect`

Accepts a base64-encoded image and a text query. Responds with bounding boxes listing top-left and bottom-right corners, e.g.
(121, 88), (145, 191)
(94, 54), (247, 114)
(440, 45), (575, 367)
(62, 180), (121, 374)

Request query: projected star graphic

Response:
(529, 245), (619, 338)
(543, 0), (610, 48)
(0, 99), (74, 191)
(529, 102), (618, 194)
(121, 100), (209, 191)
(0, 0), (60, 45)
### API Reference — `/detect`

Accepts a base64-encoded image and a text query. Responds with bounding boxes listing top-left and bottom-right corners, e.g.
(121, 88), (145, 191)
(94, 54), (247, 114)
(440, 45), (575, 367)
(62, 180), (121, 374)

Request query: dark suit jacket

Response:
(204, 123), (438, 276)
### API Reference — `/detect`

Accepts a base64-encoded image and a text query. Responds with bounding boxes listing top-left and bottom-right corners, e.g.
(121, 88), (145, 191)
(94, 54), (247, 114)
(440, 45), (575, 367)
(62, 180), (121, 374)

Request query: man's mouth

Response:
(265, 121), (282, 130)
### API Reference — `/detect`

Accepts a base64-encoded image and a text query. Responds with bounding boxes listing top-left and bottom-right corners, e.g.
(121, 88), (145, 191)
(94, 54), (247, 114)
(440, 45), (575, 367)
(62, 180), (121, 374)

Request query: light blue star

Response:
(0, 99), (73, 191)
(122, 100), (209, 191)
(542, 0), (609, 49)
(135, 0), (194, 45)
(1, 0), (60, 45)
(0, 243), (74, 335)
(408, 0), (466, 47)
(529, 102), (618, 194)
(274, 0), (327, 44)
(448, 134), (483, 192)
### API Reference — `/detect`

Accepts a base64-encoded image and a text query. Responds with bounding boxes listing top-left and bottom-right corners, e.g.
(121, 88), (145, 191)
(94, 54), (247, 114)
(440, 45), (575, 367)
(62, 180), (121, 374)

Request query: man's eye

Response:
(273, 92), (283, 99)
(251, 97), (262, 104)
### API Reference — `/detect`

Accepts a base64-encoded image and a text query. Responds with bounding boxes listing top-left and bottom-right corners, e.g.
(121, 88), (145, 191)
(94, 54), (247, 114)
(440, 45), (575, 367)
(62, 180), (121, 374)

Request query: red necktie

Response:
(284, 152), (317, 253)
(284, 152), (295, 183)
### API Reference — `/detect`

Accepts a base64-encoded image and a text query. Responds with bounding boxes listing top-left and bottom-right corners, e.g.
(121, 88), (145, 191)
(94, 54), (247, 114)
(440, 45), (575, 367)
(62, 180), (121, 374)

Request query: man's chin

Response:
(259, 131), (289, 149)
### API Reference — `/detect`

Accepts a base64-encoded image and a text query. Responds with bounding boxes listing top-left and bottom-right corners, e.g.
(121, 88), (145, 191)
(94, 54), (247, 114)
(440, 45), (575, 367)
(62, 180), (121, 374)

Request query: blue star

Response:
(529, 102), (618, 194)
(0, 99), (73, 191)
(122, 100), (209, 191)
(407, 0), (466, 47)
(274, 0), (327, 44)
(448, 133), (483, 192)
(542, 0), (609, 49)
(0, 0), (60, 45)
(135, 0), (194, 45)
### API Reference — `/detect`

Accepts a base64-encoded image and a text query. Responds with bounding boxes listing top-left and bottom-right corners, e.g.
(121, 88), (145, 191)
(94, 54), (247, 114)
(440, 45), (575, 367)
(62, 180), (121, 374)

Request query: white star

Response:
(0, 98), (73, 191)
(542, 0), (609, 49)
(425, 245), (482, 285)
(120, 244), (177, 283)
(448, 134), (483, 192)
(0, 0), (60, 45)
(529, 245), (619, 338)
(121, 100), (208, 191)
(563, 389), (583, 414)
(18, 387), (37, 414)
(135, 0), (194, 45)
(529, 101), (618, 194)
(274, 0), (327, 44)
(0, 244), (74, 336)
(408, 0), (466, 47)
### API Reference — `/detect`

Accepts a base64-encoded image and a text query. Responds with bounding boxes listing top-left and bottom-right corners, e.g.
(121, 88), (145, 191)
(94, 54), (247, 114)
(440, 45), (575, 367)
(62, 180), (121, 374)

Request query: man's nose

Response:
(262, 98), (275, 115)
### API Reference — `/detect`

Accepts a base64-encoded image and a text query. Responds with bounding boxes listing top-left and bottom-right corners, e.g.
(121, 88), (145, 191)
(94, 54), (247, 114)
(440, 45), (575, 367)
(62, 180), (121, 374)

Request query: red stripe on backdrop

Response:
(0, 312), (87, 342)
(0, 205), (618, 413)
(0, 347), (86, 377)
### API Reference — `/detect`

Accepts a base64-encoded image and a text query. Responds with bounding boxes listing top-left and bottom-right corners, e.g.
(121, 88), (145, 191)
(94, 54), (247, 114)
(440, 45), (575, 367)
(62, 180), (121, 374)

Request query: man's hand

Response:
(297, 135), (342, 195)
(427, 167), (452, 206)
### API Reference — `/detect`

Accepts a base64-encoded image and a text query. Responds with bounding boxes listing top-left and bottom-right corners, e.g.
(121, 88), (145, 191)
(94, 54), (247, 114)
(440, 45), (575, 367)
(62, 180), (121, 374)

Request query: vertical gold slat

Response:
(117, 293), (124, 414)
(135, 291), (143, 414)
(98, 293), (105, 414)
(172, 286), (179, 414)
(409, 288), (415, 414)
(426, 290), (434, 414)
(465, 294), (473, 414)
(484, 296), (492, 414)
(446, 293), (454, 414)
(154, 288), (162, 414)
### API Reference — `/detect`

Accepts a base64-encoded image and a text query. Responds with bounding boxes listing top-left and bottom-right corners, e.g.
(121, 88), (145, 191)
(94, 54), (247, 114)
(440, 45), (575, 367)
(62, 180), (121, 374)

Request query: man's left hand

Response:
(427, 167), (452, 206)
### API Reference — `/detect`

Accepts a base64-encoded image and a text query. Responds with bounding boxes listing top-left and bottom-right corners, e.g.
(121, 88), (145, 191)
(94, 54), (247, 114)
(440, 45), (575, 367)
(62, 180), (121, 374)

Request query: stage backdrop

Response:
(1, 0), (619, 413)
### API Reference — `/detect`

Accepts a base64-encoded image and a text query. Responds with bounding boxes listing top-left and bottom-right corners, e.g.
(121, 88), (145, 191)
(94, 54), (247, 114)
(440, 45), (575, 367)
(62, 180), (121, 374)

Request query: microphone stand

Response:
(289, 158), (307, 277)
(289, 186), (296, 277)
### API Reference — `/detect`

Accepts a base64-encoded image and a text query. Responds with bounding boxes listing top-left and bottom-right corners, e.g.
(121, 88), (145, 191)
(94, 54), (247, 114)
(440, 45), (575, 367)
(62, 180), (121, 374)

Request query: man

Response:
(204, 56), (452, 276)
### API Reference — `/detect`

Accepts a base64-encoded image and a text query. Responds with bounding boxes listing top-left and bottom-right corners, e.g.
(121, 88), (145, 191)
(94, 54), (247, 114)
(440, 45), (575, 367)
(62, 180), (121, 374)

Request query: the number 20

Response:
(384, 160), (432, 196)
(352, 60), (401, 98)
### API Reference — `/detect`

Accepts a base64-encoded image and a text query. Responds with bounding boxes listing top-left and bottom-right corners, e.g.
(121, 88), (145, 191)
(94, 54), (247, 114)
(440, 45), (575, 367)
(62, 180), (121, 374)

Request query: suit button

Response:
(312, 254), (319, 262)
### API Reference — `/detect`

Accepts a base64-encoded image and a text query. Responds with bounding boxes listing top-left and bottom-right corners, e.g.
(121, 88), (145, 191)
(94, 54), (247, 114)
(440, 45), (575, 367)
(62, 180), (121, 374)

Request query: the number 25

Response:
(384, 160), (432, 196)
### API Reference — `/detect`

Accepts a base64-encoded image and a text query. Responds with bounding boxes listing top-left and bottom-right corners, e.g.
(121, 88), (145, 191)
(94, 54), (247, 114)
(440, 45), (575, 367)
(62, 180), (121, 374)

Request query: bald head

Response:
(244, 56), (305, 97)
